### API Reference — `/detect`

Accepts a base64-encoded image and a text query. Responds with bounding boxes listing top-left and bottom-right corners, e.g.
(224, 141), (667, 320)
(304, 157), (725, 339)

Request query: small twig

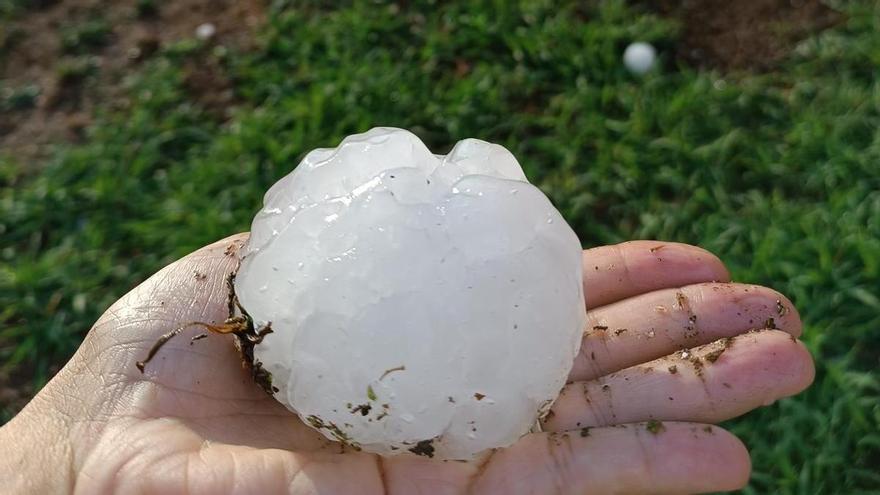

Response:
(136, 321), (240, 372)
(379, 365), (406, 380)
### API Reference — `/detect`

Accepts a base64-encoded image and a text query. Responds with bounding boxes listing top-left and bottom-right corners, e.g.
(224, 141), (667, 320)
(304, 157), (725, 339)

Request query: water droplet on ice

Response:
(259, 285), (268, 292)
(546, 218), (554, 224)
(401, 414), (414, 423)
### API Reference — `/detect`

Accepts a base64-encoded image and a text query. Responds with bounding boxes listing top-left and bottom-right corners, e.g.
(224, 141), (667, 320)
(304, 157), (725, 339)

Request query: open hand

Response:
(0, 234), (813, 494)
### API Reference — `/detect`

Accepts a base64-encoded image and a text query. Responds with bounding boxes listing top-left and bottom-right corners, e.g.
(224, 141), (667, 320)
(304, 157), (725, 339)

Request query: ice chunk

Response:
(236, 127), (585, 460)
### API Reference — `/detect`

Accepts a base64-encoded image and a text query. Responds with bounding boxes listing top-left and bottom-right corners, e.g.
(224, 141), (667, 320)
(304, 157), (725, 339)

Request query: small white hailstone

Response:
(623, 42), (657, 75)
(195, 23), (216, 41)
(236, 128), (586, 460)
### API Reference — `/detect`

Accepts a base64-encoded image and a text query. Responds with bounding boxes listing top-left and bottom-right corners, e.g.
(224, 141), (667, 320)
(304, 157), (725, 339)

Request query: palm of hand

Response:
(34, 235), (812, 494)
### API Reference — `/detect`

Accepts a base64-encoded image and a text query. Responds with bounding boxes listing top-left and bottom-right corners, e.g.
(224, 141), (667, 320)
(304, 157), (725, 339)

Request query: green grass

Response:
(60, 17), (112, 54)
(0, 0), (29, 19)
(2, 0), (878, 492)
(0, 83), (39, 111)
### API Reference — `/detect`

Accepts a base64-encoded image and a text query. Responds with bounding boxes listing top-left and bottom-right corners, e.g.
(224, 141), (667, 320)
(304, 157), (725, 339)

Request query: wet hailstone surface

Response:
(236, 127), (586, 460)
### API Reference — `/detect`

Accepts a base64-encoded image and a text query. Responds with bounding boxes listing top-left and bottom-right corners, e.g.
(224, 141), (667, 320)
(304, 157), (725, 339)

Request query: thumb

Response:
(75, 232), (251, 384)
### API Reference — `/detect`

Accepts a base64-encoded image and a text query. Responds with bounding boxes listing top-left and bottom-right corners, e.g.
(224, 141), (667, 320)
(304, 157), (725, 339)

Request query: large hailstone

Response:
(235, 127), (585, 460)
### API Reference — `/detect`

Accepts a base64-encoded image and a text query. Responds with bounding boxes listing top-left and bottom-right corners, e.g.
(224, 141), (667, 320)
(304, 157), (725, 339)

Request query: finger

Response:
(71, 232), (331, 452)
(583, 241), (730, 309)
(547, 330), (814, 431)
(82, 233), (252, 391)
(472, 422), (750, 494)
(571, 282), (802, 381)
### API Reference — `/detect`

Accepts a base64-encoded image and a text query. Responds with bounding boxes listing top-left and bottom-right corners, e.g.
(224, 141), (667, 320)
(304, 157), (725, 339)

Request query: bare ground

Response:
(0, 0), (265, 165)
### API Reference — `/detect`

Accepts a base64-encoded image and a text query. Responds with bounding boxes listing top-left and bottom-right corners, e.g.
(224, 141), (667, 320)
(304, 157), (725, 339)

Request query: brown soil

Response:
(0, 0), (265, 165)
(647, 0), (842, 71)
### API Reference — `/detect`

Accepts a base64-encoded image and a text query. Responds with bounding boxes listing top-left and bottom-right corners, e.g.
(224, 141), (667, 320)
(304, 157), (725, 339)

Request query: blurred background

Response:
(1, 0), (878, 492)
